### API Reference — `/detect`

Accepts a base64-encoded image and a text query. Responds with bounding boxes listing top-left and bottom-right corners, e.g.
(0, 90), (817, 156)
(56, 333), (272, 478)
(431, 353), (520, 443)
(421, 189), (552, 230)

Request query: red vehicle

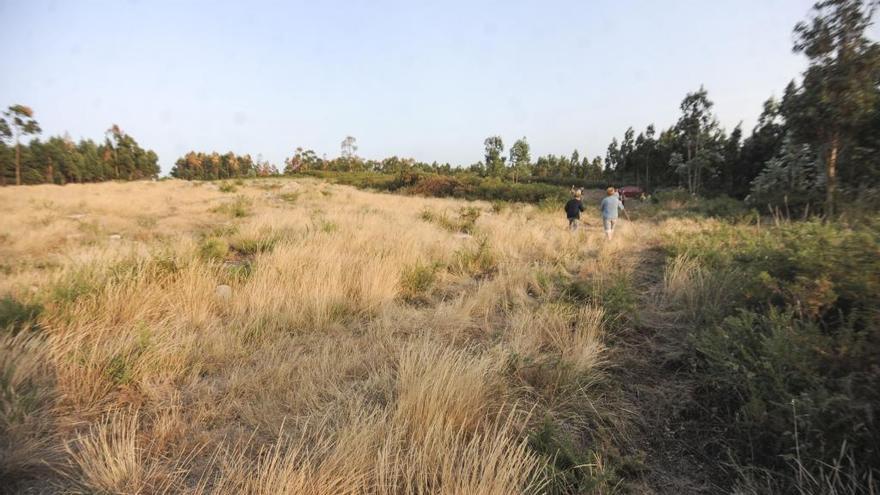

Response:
(618, 186), (644, 199)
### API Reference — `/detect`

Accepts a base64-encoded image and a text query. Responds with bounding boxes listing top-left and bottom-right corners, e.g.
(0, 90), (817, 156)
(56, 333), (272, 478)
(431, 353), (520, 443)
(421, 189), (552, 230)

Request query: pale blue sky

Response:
(0, 0), (832, 174)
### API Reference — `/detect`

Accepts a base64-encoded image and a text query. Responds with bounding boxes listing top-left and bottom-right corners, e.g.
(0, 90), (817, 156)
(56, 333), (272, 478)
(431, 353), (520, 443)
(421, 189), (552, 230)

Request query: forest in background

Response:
(3, 1), (879, 218)
(1, 2), (879, 493)
(170, 0), (880, 216)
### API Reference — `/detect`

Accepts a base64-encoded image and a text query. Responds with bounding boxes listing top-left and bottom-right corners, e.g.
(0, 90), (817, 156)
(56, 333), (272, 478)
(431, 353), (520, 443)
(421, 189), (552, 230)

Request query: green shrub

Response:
(693, 308), (879, 477)
(106, 353), (134, 385)
(637, 190), (750, 221)
(228, 232), (282, 256)
(457, 207), (481, 233)
(420, 207), (481, 233)
(528, 417), (618, 494)
(226, 261), (254, 282)
(0, 296), (43, 334)
(490, 201), (508, 214)
(689, 195), (748, 219)
(278, 192), (299, 203)
(199, 237), (229, 261)
(399, 262), (440, 300)
(218, 181), (237, 193)
(309, 170), (571, 204)
(667, 219), (880, 485)
(52, 268), (102, 306)
(212, 195), (253, 218)
(452, 238), (497, 277)
(408, 175), (467, 197)
(135, 215), (158, 229)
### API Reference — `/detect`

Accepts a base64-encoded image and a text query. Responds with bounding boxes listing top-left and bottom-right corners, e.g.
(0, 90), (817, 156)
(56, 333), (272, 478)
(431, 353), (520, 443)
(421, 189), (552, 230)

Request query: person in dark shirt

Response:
(564, 189), (585, 231)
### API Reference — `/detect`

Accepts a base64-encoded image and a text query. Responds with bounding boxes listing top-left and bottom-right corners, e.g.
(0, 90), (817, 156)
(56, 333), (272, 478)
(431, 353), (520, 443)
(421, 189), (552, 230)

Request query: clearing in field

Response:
(3, 179), (877, 494)
(1, 179), (662, 493)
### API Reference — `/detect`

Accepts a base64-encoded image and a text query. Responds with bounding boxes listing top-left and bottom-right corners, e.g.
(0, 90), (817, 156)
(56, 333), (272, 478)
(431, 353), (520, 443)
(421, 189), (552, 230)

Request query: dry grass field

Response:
(1, 178), (671, 493)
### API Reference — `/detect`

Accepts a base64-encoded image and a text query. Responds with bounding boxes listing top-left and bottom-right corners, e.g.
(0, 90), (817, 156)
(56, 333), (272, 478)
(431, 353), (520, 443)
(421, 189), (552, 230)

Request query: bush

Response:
(278, 192), (299, 203)
(689, 195), (748, 219)
(199, 237), (229, 261)
(0, 296), (43, 334)
(310, 171), (571, 204)
(218, 181), (237, 193)
(452, 238), (497, 277)
(639, 190), (750, 221)
(528, 417), (618, 494)
(408, 175), (467, 197)
(694, 308), (879, 478)
(399, 262), (440, 300)
(667, 219), (880, 484)
(212, 195), (253, 218)
(420, 207), (482, 234)
(228, 231), (284, 256)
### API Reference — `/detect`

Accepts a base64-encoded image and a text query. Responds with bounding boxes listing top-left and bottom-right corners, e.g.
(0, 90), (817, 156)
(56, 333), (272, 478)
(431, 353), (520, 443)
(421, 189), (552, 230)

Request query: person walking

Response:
(564, 188), (586, 231)
(601, 187), (625, 240)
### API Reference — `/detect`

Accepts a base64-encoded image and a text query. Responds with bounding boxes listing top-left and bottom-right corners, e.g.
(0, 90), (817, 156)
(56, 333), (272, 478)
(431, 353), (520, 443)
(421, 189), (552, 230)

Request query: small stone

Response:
(29, 285), (39, 294)
(109, 234), (122, 241)
(215, 284), (232, 300)
(453, 233), (472, 240)
(66, 213), (87, 220)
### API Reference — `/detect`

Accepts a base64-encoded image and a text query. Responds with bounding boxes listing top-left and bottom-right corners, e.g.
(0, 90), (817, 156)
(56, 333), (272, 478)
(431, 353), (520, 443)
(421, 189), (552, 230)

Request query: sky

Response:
(0, 0), (834, 175)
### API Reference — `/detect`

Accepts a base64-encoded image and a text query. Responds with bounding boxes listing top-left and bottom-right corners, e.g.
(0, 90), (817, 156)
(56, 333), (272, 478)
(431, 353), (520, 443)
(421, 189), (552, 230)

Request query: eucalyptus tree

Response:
(483, 136), (505, 177)
(675, 87), (720, 194)
(508, 137), (531, 183)
(2, 105), (41, 185)
(786, 0), (880, 213)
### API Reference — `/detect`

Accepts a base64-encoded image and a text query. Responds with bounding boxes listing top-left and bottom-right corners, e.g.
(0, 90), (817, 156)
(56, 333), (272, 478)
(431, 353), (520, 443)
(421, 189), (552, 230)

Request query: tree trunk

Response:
(47, 161), (54, 184)
(15, 141), (21, 186)
(826, 133), (839, 216)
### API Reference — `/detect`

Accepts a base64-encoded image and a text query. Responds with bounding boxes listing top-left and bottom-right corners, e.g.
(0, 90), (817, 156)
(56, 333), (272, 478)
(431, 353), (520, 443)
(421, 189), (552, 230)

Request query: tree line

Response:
(5, 0), (877, 217)
(281, 0), (880, 214)
(604, 0), (880, 214)
(0, 107), (160, 185)
(169, 151), (279, 180)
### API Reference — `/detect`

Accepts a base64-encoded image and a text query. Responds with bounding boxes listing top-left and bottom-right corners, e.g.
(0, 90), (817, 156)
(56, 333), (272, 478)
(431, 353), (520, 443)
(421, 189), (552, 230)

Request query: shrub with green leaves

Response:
(199, 237), (229, 261)
(452, 238), (496, 277)
(0, 296), (43, 334)
(667, 219), (880, 482)
(305, 170), (571, 204)
(228, 231), (283, 256)
(212, 195), (253, 218)
(419, 207), (481, 234)
(399, 262), (440, 300)
(528, 417), (619, 494)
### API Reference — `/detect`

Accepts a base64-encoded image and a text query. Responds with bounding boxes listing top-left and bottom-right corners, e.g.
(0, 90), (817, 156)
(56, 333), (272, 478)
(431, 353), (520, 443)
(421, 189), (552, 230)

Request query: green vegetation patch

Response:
(399, 261), (442, 301)
(528, 417), (620, 494)
(665, 218), (880, 482)
(211, 195), (253, 218)
(419, 206), (482, 234)
(0, 296), (43, 335)
(199, 237), (230, 261)
(451, 237), (497, 277)
(218, 181), (238, 193)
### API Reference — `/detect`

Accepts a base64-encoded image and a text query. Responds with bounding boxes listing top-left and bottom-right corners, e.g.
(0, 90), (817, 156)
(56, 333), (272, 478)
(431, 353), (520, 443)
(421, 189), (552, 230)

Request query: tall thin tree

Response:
(789, 0), (880, 214)
(3, 105), (41, 185)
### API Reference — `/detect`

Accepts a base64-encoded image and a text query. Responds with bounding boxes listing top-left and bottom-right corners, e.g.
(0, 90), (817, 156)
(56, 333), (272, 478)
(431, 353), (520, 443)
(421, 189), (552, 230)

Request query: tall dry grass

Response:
(0, 178), (642, 493)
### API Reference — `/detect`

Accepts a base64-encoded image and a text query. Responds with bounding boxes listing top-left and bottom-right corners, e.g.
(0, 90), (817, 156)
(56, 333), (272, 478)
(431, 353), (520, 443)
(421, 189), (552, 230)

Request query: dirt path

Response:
(600, 226), (729, 493)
